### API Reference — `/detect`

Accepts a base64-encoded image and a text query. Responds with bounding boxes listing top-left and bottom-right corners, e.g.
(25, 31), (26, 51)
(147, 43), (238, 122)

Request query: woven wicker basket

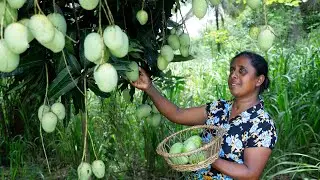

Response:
(156, 125), (226, 172)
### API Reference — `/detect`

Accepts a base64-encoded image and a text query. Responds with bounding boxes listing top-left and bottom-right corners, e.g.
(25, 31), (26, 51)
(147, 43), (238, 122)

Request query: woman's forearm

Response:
(145, 84), (206, 126)
(145, 84), (181, 123)
(212, 158), (259, 180)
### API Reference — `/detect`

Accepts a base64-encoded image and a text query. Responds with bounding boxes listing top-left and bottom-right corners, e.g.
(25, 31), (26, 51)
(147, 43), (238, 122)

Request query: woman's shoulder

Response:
(205, 99), (232, 118)
(206, 99), (231, 108)
(255, 108), (275, 125)
(247, 108), (278, 149)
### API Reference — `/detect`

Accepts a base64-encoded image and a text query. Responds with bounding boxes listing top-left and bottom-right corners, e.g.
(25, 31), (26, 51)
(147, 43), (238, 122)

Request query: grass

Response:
(261, 45), (320, 179)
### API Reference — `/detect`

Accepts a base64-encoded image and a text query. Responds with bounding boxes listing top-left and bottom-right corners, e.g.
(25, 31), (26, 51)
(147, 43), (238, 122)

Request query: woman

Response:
(131, 51), (277, 179)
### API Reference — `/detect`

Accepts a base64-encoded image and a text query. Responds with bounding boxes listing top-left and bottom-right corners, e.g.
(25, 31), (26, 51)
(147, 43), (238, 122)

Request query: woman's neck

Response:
(233, 95), (259, 112)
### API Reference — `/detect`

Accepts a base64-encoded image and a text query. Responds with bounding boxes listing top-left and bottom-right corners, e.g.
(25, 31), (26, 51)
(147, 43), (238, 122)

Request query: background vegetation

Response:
(0, 0), (319, 179)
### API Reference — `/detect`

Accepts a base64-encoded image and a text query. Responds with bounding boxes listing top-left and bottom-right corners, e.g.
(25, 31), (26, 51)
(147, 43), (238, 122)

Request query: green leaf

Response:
(129, 40), (144, 53)
(48, 66), (81, 101)
(171, 55), (195, 62)
(79, 30), (91, 69)
(167, 19), (180, 28)
(129, 47), (143, 53)
(129, 52), (143, 60)
(19, 58), (44, 69)
(49, 77), (79, 101)
(0, 58), (44, 77)
(53, 53), (66, 74)
(65, 32), (76, 54)
(64, 50), (82, 75)
(70, 88), (84, 115)
(112, 64), (129, 71)
(48, 67), (70, 94)
(6, 74), (35, 94)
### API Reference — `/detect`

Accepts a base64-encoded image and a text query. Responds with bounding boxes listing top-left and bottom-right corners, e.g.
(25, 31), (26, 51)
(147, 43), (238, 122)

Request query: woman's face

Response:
(228, 56), (263, 98)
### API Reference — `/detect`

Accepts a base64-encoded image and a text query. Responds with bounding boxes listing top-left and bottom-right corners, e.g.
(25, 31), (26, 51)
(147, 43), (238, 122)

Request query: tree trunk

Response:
(81, 110), (90, 162)
(215, 6), (221, 53)
(0, 102), (8, 140)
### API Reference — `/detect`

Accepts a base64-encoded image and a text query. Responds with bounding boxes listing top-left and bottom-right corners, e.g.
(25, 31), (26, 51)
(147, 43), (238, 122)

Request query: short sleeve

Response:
(246, 121), (277, 149)
(206, 100), (218, 118)
(206, 99), (228, 117)
(205, 99), (229, 126)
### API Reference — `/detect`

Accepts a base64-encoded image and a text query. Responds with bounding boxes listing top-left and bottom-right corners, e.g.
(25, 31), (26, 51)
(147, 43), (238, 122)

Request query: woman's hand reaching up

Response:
(131, 68), (152, 91)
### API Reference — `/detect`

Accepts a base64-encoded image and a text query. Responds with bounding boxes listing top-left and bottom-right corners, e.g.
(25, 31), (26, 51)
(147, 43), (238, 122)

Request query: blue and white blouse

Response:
(188, 99), (277, 180)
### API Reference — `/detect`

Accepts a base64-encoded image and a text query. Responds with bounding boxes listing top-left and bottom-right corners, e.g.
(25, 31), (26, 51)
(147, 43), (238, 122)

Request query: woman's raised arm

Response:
(131, 68), (207, 126)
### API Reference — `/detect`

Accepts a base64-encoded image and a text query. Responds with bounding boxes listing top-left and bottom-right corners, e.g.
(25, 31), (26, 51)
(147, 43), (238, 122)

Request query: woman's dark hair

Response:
(231, 51), (270, 94)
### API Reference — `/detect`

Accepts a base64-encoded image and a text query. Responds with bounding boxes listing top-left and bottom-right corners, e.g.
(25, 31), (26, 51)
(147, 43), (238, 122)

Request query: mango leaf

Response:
(171, 55), (195, 62)
(64, 50), (82, 75)
(0, 58), (44, 77)
(112, 64), (129, 71)
(49, 77), (79, 101)
(79, 30), (91, 69)
(129, 52), (143, 60)
(129, 47), (144, 53)
(70, 87), (84, 115)
(53, 53), (66, 74)
(48, 66), (81, 101)
(167, 19), (180, 28)
(6, 74), (35, 94)
(19, 58), (44, 69)
(48, 67), (70, 93)
(129, 40), (144, 53)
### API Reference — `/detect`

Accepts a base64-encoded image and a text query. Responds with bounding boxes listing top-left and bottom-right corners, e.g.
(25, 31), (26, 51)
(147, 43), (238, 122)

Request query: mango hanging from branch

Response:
(92, 160), (105, 179)
(4, 23), (29, 54)
(168, 34), (180, 50)
(78, 0), (99, 10)
(94, 63), (118, 93)
(157, 55), (168, 71)
(84, 32), (105, 63)
(192, 0), (208, 19)
(29, 14), (55, 44)
(247, 0), (262, 9)
(257, 26), (275, 51)
(7, 0), (26, 9)
(136, 10), (148, 25)
(47, 13), (67, 35)
(125, 61), (139, 82)
(0, 40), (20, 73)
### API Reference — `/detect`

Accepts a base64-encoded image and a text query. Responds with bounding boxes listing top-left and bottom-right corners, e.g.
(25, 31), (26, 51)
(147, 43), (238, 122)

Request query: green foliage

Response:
(1, 0), (320, 179)
(262, 31), (320, 178)
(266, 0), (302, 6)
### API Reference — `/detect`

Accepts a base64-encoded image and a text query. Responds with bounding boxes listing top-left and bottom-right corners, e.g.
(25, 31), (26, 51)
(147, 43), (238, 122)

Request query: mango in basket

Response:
(189, 151), (207, 164)
(184, 135), (202, 148)
(169, 142), (188, 165)
(182, 139), (198, 153)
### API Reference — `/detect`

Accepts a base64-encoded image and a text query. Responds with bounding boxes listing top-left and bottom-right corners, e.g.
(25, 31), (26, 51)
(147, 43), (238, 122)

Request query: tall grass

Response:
(261, 31), (320, 179)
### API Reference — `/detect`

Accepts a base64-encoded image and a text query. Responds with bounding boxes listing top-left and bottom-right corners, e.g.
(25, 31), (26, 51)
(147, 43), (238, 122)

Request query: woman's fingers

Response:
(139, 67), (146, 74)
(130, 67), (151, 90)
(138, 67), (150, 78)
(130, 77), (143, 88)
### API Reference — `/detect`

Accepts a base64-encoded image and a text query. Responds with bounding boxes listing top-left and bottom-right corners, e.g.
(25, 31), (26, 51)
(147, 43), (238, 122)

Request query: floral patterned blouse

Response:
(188, 99), (277, 180)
